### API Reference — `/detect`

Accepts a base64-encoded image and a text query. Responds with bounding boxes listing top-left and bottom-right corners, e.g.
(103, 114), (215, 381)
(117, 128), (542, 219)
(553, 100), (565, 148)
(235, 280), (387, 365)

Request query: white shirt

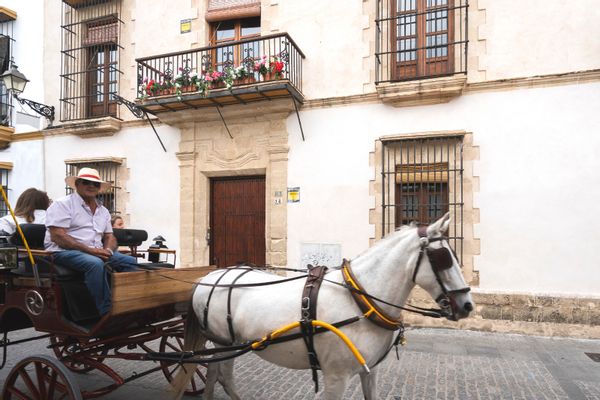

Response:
(0, 210), (46, 235)
(44, 192), (112, 252)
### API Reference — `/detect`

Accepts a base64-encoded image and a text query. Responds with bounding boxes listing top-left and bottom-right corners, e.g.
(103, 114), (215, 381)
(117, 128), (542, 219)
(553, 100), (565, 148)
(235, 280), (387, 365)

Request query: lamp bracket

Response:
(13, 94), (55, 125)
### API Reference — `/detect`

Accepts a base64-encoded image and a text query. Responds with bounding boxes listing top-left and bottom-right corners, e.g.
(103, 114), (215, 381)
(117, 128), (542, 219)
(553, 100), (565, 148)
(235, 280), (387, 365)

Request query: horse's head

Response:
(412, 213), (474, 321)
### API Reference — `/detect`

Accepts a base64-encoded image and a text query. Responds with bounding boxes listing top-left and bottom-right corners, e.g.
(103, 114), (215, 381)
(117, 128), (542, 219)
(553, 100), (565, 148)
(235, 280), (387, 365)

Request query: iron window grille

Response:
(0, 168), (8, 216)
(0, 23), (15, 126)
(60, 0), (122, 122)
(65, 160), (121, 215)
(375, 0), (468, 84)
(381, 135), (464, 264)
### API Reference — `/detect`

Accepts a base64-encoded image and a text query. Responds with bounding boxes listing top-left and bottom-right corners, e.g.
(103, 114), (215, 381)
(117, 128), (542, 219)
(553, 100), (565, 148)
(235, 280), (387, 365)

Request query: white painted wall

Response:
(0, 139), (45, 205)
(0, 1), (46, 206)
(287, 82), (600, 296)
(2, 0), (46, 132)
(43, 124), (182, 260)
(482, 0), (600, 81)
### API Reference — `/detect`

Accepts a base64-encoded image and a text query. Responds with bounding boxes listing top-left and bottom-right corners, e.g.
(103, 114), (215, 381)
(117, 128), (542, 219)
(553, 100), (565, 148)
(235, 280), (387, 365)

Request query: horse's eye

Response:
(427, 248), (453, 271)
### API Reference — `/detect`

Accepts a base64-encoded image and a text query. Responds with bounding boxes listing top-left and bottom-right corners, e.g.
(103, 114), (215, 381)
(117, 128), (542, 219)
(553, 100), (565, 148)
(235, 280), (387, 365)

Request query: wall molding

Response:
(303, 69), (600, 110)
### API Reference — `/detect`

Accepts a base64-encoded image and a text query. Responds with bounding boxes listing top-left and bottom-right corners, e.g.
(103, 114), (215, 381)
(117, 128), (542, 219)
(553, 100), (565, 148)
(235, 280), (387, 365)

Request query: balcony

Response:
(135, 33), (305, 115)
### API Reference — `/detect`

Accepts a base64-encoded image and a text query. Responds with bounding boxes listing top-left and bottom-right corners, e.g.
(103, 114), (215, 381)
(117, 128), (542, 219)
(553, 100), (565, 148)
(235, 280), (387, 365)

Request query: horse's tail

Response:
(170, 291), (207, 399)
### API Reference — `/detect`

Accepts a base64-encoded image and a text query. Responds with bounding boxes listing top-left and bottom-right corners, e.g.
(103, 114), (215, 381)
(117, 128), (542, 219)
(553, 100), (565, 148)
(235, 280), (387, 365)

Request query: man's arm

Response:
(103, 233), (117, 253)
(49, 226), (112, 261)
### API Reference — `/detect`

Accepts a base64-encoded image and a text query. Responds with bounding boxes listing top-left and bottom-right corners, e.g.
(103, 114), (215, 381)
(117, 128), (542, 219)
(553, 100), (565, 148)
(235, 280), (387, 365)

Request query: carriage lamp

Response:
(1, 63), (55, 125)
(148, 235), (168, 263)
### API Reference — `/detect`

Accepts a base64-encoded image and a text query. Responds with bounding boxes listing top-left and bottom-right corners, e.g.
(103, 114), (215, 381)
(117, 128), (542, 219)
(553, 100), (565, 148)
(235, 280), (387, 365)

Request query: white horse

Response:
(172, 213), (473, 399)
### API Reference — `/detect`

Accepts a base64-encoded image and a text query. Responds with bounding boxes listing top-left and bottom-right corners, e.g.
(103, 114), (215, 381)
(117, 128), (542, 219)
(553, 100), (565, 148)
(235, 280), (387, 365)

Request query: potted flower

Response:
(253, 55), (269, 79)
(202, 69), (226, 89)
(269, 56), (285, 80)
(141, 78), (172, 97)
(174, 66), (201, 96)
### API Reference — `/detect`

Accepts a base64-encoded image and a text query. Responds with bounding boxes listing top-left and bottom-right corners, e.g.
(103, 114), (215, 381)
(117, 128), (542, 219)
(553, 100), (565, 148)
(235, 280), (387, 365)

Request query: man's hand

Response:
(49, 227), (114, 261)
(89, 247), (113, 261)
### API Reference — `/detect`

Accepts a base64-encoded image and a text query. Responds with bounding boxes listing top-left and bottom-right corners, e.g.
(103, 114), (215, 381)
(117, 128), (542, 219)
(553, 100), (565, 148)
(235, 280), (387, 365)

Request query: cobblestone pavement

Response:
(1, 327), (599, 399)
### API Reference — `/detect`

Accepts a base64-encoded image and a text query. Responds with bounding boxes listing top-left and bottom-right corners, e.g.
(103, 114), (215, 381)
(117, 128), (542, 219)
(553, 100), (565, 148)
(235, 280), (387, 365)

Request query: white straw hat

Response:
(65, 167), (111, 193)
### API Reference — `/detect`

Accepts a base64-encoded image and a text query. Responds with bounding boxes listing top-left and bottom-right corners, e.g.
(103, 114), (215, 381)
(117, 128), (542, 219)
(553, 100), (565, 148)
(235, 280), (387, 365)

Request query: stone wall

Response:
(405, 289), (600, 339)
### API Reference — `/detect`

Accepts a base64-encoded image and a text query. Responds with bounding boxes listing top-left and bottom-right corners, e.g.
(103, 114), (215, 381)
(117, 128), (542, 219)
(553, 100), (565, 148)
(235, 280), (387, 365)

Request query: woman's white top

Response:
(0, 209), (46, 235)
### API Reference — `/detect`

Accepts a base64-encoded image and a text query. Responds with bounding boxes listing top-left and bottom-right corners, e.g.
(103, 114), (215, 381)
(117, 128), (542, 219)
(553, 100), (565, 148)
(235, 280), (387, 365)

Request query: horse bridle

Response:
(412, 226), (471, 319)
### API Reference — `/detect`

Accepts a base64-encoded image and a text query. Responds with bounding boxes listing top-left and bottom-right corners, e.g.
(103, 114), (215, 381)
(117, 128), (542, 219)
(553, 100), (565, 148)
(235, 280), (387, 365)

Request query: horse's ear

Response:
(428, 212), (451, 235)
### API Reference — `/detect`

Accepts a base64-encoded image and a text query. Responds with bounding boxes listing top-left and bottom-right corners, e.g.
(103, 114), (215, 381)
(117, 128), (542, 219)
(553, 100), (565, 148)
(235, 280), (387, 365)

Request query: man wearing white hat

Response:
(44, 167), (138, 316)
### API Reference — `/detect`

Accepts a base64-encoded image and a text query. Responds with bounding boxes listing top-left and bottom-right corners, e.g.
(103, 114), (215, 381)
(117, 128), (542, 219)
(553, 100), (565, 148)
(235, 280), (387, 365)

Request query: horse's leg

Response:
(322, 371), (352, 400)
(216, 359), (241, 400)
(202, 362), (219, 400)
(359, 367), (378, 400)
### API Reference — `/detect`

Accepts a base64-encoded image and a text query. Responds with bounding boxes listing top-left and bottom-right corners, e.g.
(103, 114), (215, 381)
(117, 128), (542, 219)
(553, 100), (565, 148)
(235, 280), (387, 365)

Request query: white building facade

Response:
(1, 0), (599, 337)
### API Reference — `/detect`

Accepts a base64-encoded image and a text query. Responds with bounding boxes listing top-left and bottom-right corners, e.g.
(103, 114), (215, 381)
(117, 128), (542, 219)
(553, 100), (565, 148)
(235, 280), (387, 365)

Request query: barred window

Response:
(381, 135), (463, 263)
(0, 166), (9, 216)
(0, 18), (15, 127)
(60, 0), (121, 121)
(375, 0), (468, 83)
(65, 158), (123, 215)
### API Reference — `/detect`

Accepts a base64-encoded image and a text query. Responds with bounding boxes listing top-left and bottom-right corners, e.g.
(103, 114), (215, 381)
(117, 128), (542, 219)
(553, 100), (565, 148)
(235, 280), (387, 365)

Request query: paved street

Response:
(1, 327), (599, 399)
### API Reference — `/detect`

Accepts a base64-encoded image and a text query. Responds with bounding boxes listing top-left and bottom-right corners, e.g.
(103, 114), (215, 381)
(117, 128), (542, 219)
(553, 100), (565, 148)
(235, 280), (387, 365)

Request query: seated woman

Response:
(111, 215), (124, 229)
(0, 188), (51, 235)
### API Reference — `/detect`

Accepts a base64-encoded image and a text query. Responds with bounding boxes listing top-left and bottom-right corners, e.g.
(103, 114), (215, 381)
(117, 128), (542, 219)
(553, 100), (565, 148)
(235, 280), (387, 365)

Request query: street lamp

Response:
(1, 63), (55, 126)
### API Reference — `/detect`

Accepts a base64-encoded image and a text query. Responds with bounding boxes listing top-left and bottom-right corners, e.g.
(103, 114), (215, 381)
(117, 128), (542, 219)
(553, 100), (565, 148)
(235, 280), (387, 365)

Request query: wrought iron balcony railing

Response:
(136, 33), (304, 103)
(375, 0), (468, 84)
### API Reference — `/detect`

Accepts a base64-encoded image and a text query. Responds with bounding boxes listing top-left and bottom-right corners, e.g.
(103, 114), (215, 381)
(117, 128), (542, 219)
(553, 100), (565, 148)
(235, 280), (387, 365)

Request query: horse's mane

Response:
(351, 222), (417, 262)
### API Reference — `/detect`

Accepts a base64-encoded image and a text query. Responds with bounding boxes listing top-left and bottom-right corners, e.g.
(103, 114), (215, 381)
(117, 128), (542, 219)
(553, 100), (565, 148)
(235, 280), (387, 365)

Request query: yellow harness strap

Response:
(251, 320), (370, 374)
(342, 259), (403, 331)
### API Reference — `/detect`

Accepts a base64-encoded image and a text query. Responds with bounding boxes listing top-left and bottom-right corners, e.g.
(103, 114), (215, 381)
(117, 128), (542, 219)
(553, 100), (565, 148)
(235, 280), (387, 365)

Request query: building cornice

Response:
(303, 69), (600, 110)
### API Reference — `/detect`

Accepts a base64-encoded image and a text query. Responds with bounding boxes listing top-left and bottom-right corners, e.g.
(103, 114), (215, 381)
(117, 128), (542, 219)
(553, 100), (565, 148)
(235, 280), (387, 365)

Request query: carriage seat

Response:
(9, 224), (75, 277)
(11, 224), (99, 322)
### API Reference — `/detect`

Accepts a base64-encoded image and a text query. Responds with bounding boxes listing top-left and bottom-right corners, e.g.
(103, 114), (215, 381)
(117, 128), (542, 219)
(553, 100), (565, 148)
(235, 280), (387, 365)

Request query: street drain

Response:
(585, 353), (600, 362)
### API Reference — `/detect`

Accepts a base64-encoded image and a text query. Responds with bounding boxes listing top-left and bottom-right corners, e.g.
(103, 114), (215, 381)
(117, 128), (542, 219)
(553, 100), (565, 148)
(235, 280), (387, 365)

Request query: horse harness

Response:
(412, 227), (471, 319)
(299, 264), (328, 392)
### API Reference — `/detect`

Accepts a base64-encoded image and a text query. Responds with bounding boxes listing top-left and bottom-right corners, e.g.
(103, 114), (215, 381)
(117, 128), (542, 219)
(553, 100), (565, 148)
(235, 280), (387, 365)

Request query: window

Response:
(86, 42), (117, 118)
(381, 136), (463, 263)
(395, 163), (449, 227)
(60, 0), (121, 121)
(392, 0), (453, 79)
(65, 159), (122, 215)
(0, 166), (9, 216)
(210, 17), (260, 71)
(0, 28), (13, 126)
(375, 0), (467, 83)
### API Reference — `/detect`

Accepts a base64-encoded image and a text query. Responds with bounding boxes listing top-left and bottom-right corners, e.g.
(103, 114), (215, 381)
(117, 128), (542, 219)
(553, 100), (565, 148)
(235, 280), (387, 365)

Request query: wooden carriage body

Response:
(0, 225), (214, 398)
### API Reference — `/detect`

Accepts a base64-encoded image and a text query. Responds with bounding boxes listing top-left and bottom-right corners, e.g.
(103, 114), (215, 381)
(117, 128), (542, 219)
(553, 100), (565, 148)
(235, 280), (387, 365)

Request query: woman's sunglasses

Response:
(79, 179), (101, 188)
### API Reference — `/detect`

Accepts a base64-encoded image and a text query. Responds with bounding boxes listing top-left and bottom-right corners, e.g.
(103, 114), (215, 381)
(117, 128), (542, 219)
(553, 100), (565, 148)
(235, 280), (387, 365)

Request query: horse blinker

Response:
(426, 247), (453, 271)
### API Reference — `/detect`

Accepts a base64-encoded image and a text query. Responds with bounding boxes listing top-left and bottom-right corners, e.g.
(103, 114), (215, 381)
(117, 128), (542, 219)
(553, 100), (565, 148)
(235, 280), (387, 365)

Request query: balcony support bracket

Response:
(215, 106), (233, 139)
(291, 95), (305, 142)
(113, 94), (167, 152)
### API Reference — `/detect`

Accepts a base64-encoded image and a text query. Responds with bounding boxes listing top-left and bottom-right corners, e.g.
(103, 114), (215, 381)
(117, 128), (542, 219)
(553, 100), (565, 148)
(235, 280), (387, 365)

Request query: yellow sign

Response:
(287, 187), (300, 203)
(180, 19), (191, 34)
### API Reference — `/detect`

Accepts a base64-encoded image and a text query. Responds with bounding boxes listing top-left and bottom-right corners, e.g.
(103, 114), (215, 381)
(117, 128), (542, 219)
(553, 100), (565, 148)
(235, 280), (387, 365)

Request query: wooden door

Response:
(210, 176), (265, 268)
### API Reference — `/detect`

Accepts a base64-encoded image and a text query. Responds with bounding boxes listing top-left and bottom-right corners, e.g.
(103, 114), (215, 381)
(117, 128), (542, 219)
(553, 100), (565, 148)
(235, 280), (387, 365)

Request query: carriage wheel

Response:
(49, 335), (108, 374)
(159, 332), (207, 396)
(2, 354), (83, 400)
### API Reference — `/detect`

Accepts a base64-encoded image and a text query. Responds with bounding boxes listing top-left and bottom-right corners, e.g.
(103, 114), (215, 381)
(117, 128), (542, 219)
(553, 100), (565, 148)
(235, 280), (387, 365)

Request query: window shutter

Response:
(82, 21), (118, 46)
(396, 163), (449, 183)
(206, 0), (261, 22)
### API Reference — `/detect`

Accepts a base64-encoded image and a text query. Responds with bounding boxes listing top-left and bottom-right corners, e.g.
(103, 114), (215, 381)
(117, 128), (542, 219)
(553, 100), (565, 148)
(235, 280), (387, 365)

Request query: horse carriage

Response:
(0, 224), (214, 399)
(1, 213), (474, 400)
